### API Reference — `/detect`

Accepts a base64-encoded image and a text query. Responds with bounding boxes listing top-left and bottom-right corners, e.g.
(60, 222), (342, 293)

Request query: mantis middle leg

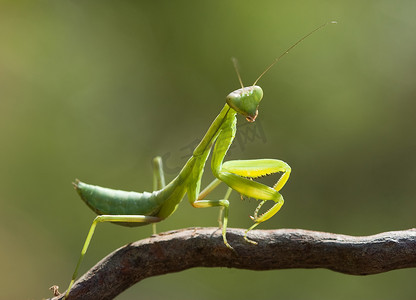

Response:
(186, 182), (232, 248)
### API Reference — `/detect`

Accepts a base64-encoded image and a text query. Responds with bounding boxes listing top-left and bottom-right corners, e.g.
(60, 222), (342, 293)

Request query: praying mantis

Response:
(63, 21), (336, 299)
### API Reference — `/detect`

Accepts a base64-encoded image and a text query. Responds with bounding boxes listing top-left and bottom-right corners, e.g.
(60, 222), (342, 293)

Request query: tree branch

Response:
(51, 227), (416, 300)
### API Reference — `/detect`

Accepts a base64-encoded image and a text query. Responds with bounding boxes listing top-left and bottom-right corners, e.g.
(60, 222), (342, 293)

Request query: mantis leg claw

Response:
(244, 222), (260, 245)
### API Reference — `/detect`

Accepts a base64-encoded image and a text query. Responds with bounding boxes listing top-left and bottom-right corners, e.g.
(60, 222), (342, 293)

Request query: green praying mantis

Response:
(63, 21), (336, 299)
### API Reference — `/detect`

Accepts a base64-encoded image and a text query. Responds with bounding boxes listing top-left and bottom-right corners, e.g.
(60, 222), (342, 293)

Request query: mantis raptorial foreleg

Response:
(207, 117), (290, 244)
(222, 159), (291, 192)
(189, 115), (291, 247)
(219, 161), (288, 244)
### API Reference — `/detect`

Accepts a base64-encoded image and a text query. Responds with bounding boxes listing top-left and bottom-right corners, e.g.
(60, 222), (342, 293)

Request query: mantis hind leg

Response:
(152, 156), (166, 190)
(64, 215), (161, 299)
(151, 156), (166, 234)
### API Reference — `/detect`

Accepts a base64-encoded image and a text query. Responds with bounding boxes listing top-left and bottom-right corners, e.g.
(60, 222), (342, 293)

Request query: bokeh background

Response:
(1, 1), (416, 299)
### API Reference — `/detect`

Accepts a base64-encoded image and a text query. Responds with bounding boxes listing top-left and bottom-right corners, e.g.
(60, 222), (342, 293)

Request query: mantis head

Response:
(226, 86), (263, 122)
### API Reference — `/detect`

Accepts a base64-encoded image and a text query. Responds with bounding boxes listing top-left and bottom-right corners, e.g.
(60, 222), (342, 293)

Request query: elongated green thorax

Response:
(157, 104), (236, 218)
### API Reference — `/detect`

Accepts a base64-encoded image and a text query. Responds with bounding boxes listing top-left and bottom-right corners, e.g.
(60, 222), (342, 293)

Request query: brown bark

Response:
(50, 227), (416, 300)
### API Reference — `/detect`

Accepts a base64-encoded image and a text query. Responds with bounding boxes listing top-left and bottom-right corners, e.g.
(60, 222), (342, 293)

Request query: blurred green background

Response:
(1, 1), (416, 299)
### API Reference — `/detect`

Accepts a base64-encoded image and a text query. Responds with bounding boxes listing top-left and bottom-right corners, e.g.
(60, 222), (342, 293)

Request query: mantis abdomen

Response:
(74, 180), (162, 227)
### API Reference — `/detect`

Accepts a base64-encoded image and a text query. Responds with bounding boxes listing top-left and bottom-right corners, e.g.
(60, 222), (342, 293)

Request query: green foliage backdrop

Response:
(1, 1), (415, 299)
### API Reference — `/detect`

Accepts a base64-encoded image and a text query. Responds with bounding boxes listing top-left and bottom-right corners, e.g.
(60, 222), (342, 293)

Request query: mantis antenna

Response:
(232, 57), (245, 89)
(252, 21), (337, 86)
